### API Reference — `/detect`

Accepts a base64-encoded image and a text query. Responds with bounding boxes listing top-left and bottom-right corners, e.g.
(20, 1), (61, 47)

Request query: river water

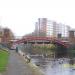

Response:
(30, 56), (75, 75)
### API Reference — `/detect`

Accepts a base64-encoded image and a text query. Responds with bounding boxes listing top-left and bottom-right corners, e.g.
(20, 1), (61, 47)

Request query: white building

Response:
(46, 20), (54, 37)
(35, 18), (71, 38)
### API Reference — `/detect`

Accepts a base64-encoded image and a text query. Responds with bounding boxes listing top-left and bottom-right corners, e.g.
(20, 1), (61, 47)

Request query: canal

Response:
(30, 56), (75, 75)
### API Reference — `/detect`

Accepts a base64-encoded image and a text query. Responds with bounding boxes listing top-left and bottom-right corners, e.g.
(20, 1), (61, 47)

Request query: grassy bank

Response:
(0, 50), (9, 72)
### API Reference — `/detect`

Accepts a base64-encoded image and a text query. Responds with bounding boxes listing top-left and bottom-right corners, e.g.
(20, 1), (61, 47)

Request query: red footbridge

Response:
(15, 36), (70, 57)
(15, 36), (69, 48)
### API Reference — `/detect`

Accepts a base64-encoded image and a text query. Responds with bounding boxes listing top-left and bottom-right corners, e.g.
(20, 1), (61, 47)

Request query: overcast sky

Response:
(0, 0), (75, 36)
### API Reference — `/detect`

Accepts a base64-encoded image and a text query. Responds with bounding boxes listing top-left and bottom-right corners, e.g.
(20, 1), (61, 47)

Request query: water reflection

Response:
(30, 56), (75, 75)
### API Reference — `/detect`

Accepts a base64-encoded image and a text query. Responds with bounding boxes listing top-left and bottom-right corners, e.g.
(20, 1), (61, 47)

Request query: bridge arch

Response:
(16, 36), (69, 58)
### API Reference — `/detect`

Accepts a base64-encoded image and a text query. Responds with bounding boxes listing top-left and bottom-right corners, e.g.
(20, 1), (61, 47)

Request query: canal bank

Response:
(3, 50), (44, 75)
(18, 51), (44, 75)
(26, 61), (44, 75)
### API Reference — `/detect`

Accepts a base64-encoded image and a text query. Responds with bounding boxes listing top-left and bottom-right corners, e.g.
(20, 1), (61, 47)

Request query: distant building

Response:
(34, 18), (71, 38)
(57, 24), (70, 37)
(38, 18), (47, 36)
(1, 28), (15, 48)
(69, 29), (75, 44)
(0, 26), (4, 43)
(46, 20), (54, 37)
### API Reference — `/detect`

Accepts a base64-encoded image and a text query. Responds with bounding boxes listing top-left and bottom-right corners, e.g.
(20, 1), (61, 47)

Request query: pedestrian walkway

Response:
(3, 50), (34, 75)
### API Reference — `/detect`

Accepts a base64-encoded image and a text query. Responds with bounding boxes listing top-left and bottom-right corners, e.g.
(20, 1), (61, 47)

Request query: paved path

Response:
(3, 50), (33, 75)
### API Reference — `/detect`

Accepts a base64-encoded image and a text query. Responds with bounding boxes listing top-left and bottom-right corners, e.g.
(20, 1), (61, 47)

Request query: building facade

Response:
(34, 18), (71, 38)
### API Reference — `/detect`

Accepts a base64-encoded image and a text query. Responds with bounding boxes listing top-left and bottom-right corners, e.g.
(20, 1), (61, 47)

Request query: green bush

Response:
(32, 44), (57, 56)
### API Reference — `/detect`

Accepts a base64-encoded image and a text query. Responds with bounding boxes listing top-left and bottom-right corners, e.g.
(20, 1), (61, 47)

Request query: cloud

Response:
(0, 0), (75, 36)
